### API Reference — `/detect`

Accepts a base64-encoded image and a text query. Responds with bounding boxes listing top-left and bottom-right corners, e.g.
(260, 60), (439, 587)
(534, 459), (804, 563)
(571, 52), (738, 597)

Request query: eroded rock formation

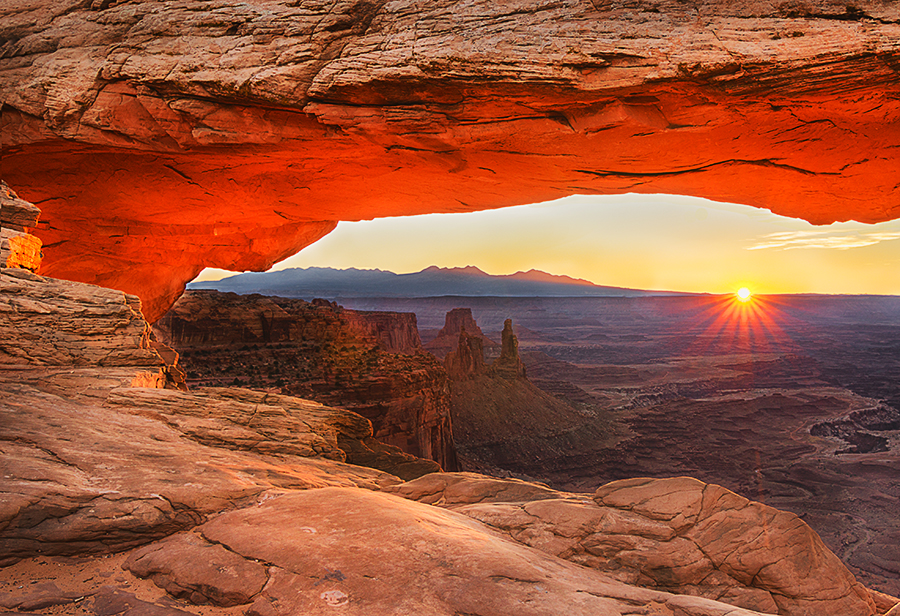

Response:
(154, 290), (457, 472)
(1, 181), (42, 272)
(491, 318), (528, 379)
(425, 307), (499, 360)
(443, 327), (487, 379)
(439, 312), (620, 478)
(3, 2), (900, 317)
(0, 268), (171, 388)
(388, 473), (883, 616)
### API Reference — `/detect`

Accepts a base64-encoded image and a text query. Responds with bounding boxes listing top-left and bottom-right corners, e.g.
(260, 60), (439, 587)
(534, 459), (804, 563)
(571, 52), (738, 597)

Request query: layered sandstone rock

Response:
(154, 290), (457, 471)
(105, 385), (441, 481)
(0, 191), (192, 391)
(0, 181), (41, 232)
(341, 308), (421, 355)
(425, 307), (499, 360)
(490, 318), (527, 379)
(0, 376), (399, 567)
(443, 328), (487, 379)
(1, 181), (42, 272)
(94, 487), (784, 616)
(4, 2), (900, 317)
(0, 267), (170, 388)
(388, 473), (881, 616)
(440, 312), (619, 478)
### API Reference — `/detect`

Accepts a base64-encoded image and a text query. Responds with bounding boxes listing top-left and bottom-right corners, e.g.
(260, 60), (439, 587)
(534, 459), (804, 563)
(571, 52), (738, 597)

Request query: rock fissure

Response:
(575, 157), (834, 179)
(0, 435), (88, 474)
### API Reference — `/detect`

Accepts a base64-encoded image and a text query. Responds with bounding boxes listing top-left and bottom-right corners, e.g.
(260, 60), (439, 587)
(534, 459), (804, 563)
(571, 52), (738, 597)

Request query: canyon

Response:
(152, 289), (457, 474)
(339, 293), (900, 598)
(0, 266), (895, 616)
(134, 276), (900, 602)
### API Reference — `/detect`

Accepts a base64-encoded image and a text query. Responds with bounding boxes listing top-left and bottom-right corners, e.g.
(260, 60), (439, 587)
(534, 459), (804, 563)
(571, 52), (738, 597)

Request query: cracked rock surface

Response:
(0, 265), (411, 566)
(113, 487), (776, 616)
(2, 1), (900, 318)
(387, 473), (881, 616)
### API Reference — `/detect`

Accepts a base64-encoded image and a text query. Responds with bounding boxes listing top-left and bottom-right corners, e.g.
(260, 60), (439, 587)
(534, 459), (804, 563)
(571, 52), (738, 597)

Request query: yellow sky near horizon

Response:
(195, 193), (900, 296)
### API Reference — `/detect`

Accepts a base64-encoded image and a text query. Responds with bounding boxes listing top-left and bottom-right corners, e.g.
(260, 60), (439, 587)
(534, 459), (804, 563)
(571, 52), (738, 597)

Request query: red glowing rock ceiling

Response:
(2, 0), (899, 319)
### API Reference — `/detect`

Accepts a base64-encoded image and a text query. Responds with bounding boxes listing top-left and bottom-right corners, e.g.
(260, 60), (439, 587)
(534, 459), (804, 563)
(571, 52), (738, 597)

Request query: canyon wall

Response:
(154, 290), (458, 472)
(3, 1), (900, 318)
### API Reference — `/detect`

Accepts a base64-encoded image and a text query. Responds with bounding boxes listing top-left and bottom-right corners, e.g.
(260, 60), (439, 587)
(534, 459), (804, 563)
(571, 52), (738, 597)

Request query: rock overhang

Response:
(2, 0), (900, 319)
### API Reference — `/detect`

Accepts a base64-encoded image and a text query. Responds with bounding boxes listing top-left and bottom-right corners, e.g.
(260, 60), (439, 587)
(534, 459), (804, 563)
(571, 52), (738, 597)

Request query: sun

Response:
(736, 287), (752, 302)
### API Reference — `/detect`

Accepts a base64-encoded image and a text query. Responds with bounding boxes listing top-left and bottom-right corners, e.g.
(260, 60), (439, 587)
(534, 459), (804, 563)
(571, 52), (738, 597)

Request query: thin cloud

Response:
(747, 230), (900, 251)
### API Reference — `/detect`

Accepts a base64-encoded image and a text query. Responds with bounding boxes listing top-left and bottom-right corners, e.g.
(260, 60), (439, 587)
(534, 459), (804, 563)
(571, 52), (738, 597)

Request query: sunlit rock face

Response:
(0, 182), (42, 272)
(3, 0), (900, 319)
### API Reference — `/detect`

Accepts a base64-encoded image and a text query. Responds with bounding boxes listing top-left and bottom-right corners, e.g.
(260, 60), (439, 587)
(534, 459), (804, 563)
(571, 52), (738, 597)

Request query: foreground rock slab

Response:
(388, 473), (881, 616)
(122, 487), (773, 616)
(0, 379), (398, 566)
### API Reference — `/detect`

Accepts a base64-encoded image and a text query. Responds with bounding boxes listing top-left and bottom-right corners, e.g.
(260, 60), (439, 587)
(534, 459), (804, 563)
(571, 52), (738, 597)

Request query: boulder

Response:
(123, 533), (268, 606)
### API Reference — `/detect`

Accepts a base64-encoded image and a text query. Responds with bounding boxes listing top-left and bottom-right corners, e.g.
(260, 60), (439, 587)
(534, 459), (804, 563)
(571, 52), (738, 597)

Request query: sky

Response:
(194, 193), (900, 295)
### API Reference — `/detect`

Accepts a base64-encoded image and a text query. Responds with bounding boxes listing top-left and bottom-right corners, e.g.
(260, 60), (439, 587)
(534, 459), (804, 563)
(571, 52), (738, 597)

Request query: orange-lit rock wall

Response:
(2, 0), (900, 319)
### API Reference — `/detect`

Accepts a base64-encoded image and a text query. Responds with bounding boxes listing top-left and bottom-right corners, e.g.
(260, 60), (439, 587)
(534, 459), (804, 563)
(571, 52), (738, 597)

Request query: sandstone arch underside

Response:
(2, 0), (900, 320)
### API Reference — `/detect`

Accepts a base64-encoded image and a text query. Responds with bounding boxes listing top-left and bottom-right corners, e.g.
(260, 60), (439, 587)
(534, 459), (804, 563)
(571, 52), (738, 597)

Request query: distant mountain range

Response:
(189, 266), (690, 299)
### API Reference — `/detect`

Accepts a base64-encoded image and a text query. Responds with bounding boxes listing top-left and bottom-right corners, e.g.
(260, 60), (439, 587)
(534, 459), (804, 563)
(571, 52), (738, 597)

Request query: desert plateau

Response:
(2, 1), (900, 615)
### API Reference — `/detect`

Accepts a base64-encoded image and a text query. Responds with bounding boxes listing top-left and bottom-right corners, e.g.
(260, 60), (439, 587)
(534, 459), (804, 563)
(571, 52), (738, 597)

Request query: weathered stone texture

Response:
(0, 228), (42, 271)
(0, 181), (41, 232)
(389, 473), (879, 616)
(1, 181), (43, 271)
(123, 533), (269, 607)
(0, 268), (161, 369)
(154, 290), (458, 472)
(2, 1), (899, 318)
(143, 486), (774, 616)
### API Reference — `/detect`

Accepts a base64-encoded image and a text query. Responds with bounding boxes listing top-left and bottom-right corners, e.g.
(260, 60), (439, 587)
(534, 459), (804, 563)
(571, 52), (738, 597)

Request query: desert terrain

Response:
(150, 286), (900, 596)
(337, 294), (900, 595)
